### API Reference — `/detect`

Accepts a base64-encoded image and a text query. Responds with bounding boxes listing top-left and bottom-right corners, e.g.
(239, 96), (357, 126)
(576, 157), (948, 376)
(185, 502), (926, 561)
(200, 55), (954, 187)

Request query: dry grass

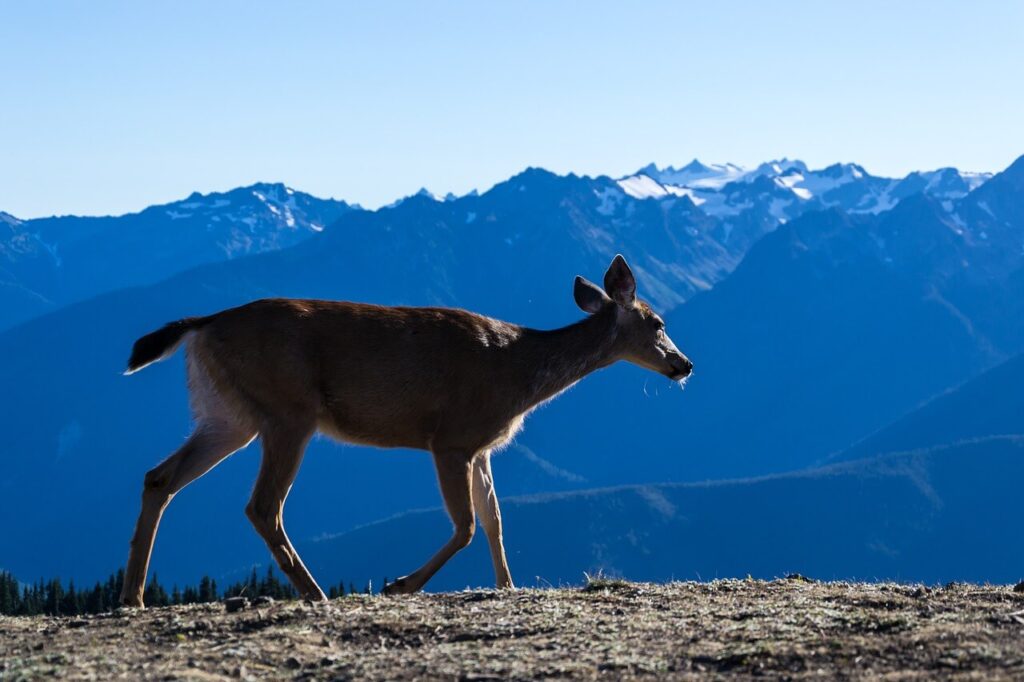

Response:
(2, 579), (1024, 680)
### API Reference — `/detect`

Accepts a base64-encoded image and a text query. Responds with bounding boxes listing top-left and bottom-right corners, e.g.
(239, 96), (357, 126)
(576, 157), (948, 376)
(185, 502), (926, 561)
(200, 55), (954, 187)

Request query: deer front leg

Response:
(472, 452), (514, 589)
(384, 450), (475, 595)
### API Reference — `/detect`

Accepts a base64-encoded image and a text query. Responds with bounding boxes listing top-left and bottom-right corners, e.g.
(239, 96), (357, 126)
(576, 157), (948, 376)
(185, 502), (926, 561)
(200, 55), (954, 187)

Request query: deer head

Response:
(574, 255), (693, 382)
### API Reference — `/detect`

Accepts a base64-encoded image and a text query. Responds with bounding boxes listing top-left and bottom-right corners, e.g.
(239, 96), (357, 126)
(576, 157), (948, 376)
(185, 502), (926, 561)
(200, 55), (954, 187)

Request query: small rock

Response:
(224, 596), (249, 613)
(284, 656), (302, 669)
(252, 595), (275, 607)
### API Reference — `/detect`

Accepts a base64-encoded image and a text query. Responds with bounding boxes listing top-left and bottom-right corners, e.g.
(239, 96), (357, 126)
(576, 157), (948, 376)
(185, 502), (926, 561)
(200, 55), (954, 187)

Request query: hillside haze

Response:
(1, 156), (1021, 590)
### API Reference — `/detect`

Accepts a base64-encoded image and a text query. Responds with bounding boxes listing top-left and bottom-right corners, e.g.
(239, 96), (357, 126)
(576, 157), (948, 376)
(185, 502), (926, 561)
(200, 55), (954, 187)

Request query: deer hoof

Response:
(303, 589), (329, 603)
(382, 576), (417, 595)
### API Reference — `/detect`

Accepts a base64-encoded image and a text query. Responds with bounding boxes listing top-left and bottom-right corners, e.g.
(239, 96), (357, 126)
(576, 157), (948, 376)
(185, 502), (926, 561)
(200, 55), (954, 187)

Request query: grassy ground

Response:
(2, 578), (1023, 680)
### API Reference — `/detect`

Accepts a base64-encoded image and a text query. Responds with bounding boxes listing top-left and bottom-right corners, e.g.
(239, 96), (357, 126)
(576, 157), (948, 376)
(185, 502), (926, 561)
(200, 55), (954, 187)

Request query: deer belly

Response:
(317, 400), (438, 451)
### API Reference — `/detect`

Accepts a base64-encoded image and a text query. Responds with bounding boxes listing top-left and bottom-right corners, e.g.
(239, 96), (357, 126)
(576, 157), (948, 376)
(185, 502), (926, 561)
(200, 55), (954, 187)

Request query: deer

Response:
(119, 254), (692, 607)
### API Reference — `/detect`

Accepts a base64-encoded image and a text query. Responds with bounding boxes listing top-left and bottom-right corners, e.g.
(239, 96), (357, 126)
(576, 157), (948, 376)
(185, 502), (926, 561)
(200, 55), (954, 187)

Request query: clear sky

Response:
(2, 1), (1023, 218)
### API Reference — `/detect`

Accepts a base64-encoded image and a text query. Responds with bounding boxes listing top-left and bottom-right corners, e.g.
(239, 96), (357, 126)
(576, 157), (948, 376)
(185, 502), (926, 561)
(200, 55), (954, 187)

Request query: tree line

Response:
(0, 567), (375, 616)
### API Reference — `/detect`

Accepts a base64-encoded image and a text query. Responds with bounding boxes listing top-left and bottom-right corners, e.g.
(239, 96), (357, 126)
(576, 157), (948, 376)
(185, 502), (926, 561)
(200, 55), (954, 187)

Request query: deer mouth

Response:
(667, 358), (693, 382)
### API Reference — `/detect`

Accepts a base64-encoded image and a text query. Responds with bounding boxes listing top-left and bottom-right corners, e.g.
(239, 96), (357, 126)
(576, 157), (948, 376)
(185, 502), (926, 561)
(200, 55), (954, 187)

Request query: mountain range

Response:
(0, 184), (354, 330)
(1, 159), (997, 333)
(1, 156), (1020, 589)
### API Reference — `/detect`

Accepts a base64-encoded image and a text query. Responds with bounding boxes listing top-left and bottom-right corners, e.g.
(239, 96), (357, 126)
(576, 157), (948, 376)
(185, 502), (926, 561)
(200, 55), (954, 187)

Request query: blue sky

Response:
(2, 1), (1023, 218)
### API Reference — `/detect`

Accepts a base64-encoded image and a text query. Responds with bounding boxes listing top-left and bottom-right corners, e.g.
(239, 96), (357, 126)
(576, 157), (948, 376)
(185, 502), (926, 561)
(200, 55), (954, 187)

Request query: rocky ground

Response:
(2, 578), (1024, 680)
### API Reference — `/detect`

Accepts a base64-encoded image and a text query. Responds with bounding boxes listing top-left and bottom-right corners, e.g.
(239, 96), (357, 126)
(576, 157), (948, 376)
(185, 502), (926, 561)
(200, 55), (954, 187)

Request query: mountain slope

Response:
(1, 211), (57, 325)
(302, 436), (1024, 590)
(832, 351), (1024, 463)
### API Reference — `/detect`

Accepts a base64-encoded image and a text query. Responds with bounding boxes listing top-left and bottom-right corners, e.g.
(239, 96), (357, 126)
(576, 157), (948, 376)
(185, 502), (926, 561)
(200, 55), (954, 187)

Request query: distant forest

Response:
(0, 568), (373, 616)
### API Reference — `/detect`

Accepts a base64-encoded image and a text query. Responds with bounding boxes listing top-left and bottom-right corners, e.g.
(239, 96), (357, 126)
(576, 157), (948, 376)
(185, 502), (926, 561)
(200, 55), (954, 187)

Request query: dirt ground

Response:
(2, 578), (1023, 680)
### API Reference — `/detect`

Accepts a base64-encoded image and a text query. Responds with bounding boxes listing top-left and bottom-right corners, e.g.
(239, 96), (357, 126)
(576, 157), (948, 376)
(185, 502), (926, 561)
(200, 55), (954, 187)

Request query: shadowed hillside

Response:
(832, 351), (1024, 463)
(302, 436), (1024, 590)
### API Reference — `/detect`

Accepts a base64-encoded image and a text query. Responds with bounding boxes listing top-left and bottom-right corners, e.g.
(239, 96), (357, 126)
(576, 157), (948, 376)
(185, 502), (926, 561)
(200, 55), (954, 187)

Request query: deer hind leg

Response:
(383, 450), (476, 595)
(121, 420), (255, 607)
(245, 423), (326, 602)
(472, 452), (514, 589)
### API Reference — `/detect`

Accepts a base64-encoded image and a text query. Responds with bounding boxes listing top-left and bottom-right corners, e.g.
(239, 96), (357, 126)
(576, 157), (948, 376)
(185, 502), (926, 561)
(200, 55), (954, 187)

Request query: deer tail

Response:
(124, 316), (214, 375)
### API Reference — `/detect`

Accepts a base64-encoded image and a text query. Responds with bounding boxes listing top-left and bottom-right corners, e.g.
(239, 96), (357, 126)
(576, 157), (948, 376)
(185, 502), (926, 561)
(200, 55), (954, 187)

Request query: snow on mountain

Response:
(617, 160), (992, 221)
(614, 175), (705, 204)
(0, 211), (22, 227)
(891, 168), (994, 206)
(165, 182), (351, 245)
(1, 211), (56, 268)
(638, 160), (748, 190)
(750, 158), (809, 178)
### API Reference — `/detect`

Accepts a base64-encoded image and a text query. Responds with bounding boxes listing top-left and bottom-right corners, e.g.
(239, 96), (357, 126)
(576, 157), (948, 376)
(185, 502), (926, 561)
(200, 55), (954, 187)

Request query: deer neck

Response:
(516, 306), (620, 410)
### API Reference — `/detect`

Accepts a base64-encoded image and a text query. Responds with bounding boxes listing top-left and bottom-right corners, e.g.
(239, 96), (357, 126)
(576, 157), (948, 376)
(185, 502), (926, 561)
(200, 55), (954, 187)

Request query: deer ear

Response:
(603, 254), (636, 307)
(574, 276), (610, 313)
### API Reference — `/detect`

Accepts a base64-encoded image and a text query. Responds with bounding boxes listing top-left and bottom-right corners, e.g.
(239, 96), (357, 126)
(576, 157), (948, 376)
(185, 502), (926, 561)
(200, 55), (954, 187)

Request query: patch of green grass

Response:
(581, 572), (632, 593)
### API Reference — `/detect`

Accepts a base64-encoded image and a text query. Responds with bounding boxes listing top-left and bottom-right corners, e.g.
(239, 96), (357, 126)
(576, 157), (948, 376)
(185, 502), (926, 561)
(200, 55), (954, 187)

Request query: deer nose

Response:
(670, 355), (692, 379)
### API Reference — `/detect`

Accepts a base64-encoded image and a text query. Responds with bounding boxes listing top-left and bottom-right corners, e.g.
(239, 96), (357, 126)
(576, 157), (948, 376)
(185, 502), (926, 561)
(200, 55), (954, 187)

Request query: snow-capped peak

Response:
(918, 168), (992, 195)
(385, 187), (463, 209)
(638, 160), (748, 190)
(958, 171), (993, 192)
(751, 158), (808, 178)
(412, 188), (440, 201)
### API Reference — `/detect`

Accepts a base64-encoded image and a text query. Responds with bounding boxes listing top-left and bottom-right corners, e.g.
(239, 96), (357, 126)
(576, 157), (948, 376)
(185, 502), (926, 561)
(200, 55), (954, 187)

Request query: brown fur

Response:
(119, 256), (692, 606)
